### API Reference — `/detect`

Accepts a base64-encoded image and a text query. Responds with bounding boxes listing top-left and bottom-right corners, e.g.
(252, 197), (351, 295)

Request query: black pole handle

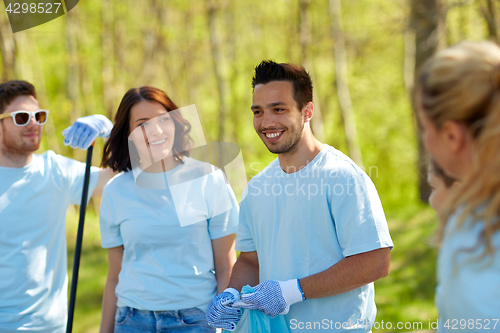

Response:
(66, 144), (94, 333)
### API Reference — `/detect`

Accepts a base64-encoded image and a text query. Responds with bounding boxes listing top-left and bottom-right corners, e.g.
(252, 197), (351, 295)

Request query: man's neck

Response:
(0, 148), (33, 168)
(278, 134), (324, 174)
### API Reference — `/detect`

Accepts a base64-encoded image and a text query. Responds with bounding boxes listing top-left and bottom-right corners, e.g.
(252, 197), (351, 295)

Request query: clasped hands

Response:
(206, 279), (305, 331)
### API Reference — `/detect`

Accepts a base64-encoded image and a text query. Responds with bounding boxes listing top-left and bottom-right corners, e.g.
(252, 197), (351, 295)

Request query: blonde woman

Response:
(417, 41), (500, 331)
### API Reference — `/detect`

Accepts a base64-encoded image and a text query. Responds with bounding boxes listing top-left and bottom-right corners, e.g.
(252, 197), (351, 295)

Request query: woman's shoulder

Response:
(445, 206), (500, 251)
(103, 171), (135, 193)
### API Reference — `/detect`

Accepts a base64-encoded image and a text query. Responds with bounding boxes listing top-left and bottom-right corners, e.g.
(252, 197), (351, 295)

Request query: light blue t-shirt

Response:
(99, 157), (239, 312)
(0, 151), (99, 333)
(235, 145), (393, 332)
(436, 209), (500, 332)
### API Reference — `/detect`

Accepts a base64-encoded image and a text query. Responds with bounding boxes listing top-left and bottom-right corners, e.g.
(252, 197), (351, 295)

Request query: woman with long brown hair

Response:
(98, 86), (238, 333)
(417, 41), (500, 331)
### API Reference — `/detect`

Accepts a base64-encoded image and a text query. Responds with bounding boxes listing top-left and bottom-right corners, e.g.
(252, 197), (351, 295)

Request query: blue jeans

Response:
(114, 307), (216, 333)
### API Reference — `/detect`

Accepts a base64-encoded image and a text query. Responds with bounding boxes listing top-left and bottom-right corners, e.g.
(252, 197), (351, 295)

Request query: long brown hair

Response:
(101, 86), (193, 172)
(417, 41), (500, 256)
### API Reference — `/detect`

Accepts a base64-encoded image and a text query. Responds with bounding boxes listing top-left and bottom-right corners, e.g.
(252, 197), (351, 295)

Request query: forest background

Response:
(1, 0), (499, 332)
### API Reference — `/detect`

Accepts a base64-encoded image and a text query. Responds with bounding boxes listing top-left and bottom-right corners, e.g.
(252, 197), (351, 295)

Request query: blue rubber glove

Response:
(232, 279), (305, 318)
(206, 288), (243, 331)
(62, 114), (113, 150)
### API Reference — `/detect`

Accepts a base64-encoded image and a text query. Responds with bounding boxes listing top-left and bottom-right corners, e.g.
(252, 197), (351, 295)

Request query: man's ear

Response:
(440, 120), (468, 154)
(303, 102), (314, 123)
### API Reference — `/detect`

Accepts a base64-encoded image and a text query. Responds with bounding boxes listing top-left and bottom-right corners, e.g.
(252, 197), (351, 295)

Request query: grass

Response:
(66, 202), (439, 333)
(66, 205), (106, 333)
(374, 204), (439, 332)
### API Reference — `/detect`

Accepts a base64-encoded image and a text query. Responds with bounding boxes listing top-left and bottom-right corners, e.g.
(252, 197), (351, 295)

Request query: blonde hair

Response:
(418, 41), (500, 257)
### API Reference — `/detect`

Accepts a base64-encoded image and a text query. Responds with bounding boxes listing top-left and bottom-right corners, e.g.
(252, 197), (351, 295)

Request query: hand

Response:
(206, 288), (243, 331)
(63, 114), (113, 150)
(232, 279), (304, 318)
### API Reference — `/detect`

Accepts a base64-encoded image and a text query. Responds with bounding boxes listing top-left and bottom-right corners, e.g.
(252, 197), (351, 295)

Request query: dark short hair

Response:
(252, 60), (313, 110)
(0, 80), (37, 113)
(429, 157), (457, 188)
(101, 86), (193, 172)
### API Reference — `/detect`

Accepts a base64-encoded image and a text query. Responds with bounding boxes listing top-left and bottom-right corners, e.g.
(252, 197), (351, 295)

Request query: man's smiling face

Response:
(0, 95), (43, 158)
(251, 80), (305, 155)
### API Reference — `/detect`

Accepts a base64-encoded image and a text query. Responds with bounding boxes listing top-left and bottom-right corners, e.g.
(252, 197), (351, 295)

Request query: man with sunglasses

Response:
(0, 80), (115, 333)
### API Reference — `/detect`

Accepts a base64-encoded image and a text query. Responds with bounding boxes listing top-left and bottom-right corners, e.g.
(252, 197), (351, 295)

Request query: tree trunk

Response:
(329, 0), (364, 168)
(299, 0), (326, 143)
(410, 0), (446, 202)
(77, 15), (96, 117)
(141, 0), (163, 85)
(23, 33), (61, 154)
(101, 0), (115, 120)
(207, 0), (229, 144)
(0, 8), (16, 81)
(404, 27), (416, 98)
(66, 11), (81, 122)
(478, 0), (499, 44)
(224, 0), (239, 142)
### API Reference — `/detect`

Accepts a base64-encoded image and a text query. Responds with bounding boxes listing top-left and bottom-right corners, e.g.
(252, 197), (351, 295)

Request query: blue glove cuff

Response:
(297, 279), (306, 300)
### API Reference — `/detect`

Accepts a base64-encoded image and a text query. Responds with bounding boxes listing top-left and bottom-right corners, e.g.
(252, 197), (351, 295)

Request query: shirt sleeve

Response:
(330, 166), (394, 257)
(235, 186), (257, 252)
(99, 183), (123, 248)
(52, 153), (100, 205)
(206, 169), (239, 240)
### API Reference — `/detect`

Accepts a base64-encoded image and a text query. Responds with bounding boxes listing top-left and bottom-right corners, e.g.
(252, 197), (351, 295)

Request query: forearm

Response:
(100, 247), (122, 333)
(215, 267), (233, 294)
(99, 278), (118, 333)
(300, 247), (391, 299)
(212, 235), (237, 294)
(228, 253), (260, 292)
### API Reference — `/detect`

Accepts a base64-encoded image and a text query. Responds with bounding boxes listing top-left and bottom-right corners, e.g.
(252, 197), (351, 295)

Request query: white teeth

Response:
(266, 132), (282, 138)
(149, 139), (166, 145)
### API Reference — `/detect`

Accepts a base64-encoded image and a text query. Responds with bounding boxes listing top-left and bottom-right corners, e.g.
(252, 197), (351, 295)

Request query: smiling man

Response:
(206, 61), (394, 332)
(0, 80), (115, 333)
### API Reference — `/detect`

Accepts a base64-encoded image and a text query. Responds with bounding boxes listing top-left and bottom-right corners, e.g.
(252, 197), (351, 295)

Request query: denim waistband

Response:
(120, 306), (203, 318)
